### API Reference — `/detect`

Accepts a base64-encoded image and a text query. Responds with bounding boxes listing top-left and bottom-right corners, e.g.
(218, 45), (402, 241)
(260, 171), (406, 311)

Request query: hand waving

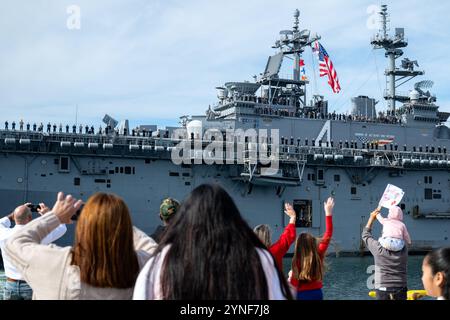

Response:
(51, 192), (83, 224)
(324, 197), (335, 216)
(284, 203), (297, 224)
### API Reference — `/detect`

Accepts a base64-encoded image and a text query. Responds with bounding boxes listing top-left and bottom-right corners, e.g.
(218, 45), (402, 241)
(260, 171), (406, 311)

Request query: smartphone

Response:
(27, 204), (41, 213)
(71, 204), (84, 221)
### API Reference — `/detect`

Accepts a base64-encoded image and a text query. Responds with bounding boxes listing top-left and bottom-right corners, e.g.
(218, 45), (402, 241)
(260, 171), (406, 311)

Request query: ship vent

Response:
(88, 143), (99, 149)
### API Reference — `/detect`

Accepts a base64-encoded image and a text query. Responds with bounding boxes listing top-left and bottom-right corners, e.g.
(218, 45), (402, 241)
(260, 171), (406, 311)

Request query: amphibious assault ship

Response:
(1, 6), (449, 255)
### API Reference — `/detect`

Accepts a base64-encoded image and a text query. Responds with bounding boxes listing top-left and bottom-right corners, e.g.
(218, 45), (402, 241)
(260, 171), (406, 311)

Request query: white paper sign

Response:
(379, 184), (405, 209)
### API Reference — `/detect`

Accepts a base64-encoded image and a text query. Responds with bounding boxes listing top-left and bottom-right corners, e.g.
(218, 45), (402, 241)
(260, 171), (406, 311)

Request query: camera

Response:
(27, 204), (41, 213)
(71, 204), (84, 221)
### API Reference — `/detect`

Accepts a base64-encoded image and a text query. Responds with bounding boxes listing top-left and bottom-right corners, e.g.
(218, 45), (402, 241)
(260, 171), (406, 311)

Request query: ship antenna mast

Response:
(371, 4), (423, 116)
(293, 9), (300, 33)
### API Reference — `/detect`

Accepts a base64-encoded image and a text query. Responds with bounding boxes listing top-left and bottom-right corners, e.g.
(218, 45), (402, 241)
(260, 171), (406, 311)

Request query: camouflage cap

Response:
(159, 198), (180, 221)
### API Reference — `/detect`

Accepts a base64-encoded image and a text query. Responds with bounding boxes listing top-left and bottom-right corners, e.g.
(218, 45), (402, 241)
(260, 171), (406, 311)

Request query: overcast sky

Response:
(0, 0), (449, 129)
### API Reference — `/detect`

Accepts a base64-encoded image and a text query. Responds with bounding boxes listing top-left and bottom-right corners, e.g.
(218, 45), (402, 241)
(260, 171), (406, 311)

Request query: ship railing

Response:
(0, 130), (46, 141)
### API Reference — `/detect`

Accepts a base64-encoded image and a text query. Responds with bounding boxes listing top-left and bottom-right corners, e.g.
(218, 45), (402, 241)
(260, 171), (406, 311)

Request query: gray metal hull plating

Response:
(1, 152), (449, 254)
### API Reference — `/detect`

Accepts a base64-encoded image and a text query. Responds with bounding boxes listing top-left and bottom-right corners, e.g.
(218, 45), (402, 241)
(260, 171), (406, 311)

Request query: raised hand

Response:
(284, 203), (297, 224)
(51, 192), (83, 224)
(37, 203), (51, 216)
(324, 197), (335, 216)
(370, 207), (381, 219)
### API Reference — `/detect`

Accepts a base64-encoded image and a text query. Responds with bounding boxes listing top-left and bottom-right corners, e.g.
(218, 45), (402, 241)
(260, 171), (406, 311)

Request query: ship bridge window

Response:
(124, 167), (132, 175)
(292, 200), (312, 228)
(351, 187), (357, 195)
(59, 157), (70, 173)
(74, 177), (80, 186)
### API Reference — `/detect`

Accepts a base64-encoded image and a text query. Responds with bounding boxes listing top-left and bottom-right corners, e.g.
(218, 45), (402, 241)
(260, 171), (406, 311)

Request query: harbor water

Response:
(283, 255), (426, 300)
(0, 256), (426, 300)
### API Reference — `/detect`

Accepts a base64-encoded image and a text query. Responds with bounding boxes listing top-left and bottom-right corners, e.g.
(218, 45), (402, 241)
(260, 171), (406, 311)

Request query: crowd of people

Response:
(0, 184), (449, 301)
(2, 120), (152, 138)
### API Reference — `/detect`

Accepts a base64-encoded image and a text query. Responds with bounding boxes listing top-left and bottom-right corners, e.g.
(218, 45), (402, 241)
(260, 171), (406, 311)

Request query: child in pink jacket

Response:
(376, 206), (411, 252)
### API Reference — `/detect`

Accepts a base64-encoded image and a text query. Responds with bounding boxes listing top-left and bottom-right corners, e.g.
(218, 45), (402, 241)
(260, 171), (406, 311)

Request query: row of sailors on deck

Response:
(278, 137), (447, 154)
(3, 121), (156, 137)
(224, 95), (298, 107)
(253, 108), (401, 125)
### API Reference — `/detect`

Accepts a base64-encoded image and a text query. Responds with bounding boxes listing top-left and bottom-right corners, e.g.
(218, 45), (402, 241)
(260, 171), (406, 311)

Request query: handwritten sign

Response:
(379, 184), (405, 209)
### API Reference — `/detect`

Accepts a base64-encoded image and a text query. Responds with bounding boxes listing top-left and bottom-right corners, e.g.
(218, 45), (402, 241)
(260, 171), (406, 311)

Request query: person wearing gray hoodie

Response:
(362, 207), (408, 300)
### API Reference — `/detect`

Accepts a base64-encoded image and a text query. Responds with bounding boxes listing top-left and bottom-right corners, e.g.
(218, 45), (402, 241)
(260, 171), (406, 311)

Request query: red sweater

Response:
(290, 215), (333, 292)
(269, 223), (296, 269)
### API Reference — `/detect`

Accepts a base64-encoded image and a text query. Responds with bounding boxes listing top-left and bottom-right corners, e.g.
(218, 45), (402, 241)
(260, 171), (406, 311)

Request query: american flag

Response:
(313, 41), (341, 93)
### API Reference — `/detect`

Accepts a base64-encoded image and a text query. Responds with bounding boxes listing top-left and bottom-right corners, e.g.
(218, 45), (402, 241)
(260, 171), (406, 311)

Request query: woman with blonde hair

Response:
(289, 197), (334, 300)
(254, 203), (297, 270)
(5, 192), (156, 299)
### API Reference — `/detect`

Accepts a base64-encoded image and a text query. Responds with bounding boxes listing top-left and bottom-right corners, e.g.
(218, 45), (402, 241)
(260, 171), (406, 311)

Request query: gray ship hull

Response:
(1, 152), (448, 254)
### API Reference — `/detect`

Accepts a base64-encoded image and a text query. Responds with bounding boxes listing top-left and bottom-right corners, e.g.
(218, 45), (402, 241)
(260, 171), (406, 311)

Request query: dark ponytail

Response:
(425, 248), (450, 300)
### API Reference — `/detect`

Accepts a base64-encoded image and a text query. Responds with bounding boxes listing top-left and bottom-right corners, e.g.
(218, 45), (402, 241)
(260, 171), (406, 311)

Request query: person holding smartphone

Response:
(0, 202), (66, 300)
(4, 192), (157, 299)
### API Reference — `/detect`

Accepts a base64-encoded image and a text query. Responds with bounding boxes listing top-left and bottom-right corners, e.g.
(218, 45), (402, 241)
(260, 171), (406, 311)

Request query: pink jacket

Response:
(377, 206), (411, 244)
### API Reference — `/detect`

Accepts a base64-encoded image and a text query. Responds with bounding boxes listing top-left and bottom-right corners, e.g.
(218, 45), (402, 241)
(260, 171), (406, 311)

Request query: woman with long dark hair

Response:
(133, 184), (293, 300)
(422, 248), (450, 300)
